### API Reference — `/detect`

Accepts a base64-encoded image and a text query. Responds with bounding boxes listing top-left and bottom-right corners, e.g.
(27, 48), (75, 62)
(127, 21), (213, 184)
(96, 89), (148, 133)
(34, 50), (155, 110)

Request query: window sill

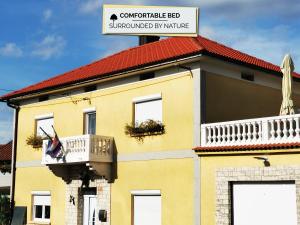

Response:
(130, 131), (164, 137)
(28, 220), (51, 225)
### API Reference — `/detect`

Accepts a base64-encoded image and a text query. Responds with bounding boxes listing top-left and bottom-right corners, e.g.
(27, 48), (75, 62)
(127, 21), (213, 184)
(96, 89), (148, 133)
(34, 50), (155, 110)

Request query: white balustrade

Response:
(201, 114), (300, 147)
(41, 135), (114, 165)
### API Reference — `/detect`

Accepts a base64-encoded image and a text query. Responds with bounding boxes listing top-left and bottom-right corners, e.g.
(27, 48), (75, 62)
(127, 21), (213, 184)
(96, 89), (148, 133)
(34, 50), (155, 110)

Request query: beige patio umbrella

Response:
(280, 54), (295, 115)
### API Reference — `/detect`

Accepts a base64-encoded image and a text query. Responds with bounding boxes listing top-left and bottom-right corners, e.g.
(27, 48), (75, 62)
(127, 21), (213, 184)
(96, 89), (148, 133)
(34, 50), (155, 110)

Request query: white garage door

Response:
(134, 195), (161, 225)
(233, 183), (297, 225)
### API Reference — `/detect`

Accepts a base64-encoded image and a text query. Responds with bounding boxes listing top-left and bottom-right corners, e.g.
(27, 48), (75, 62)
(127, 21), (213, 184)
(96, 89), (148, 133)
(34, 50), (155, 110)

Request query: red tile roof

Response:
(1, 35), (299, 100)
(0, 141), (12, 161)
(193, 142), (300, 152)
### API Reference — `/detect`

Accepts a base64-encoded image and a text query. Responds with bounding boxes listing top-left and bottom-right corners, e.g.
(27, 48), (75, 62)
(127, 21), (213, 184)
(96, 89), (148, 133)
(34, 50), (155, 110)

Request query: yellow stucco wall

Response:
(200, 151), (300, 225)
(16, 71), (193, 162)
(14, 167), (65, 225)
(14, 71), (194, 224)
(111, 158), (194, 225)
(206, 73), (300, 123)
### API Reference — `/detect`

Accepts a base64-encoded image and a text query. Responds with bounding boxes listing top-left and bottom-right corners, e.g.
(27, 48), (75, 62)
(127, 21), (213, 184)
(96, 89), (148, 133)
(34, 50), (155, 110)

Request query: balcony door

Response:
(83, 195), (96, 225)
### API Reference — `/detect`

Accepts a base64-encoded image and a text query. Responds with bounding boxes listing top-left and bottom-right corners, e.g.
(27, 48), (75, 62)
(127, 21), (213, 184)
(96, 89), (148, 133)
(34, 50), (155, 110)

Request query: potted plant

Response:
(125, 119), (165, 139)
(26, 135), (43, 149)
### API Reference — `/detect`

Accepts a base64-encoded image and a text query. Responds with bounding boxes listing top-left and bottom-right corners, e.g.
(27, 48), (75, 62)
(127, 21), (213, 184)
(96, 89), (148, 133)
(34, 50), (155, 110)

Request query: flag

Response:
(40, 126), (64, 158)
(46, 133), (63, 158)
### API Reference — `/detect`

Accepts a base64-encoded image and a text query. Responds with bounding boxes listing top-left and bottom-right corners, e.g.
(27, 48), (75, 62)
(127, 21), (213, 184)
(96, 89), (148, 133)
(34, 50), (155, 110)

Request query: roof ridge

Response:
(196, 35), (284, 73)
(2, 35), (300, 100)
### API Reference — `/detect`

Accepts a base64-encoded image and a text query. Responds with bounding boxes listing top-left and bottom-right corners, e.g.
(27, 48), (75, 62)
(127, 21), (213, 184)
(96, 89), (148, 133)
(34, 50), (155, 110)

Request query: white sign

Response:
(102, 5), (199, 37)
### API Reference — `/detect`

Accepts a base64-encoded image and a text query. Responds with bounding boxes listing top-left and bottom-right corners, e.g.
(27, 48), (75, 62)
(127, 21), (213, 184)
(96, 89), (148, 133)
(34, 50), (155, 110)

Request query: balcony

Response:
(41, 135), (114, 182)
(201, 114), (300, 147)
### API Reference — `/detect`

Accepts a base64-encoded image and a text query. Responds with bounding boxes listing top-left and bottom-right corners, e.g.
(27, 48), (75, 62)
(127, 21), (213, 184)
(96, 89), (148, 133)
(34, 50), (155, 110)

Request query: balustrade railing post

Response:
(201, 126), (207, 147)
(261, 119), (269, 143)
(86, 135), (91, 161)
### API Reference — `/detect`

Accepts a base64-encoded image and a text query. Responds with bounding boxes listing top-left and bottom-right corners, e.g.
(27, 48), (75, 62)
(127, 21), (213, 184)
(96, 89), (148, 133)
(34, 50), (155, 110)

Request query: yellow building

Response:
(1, 36), (300, 225)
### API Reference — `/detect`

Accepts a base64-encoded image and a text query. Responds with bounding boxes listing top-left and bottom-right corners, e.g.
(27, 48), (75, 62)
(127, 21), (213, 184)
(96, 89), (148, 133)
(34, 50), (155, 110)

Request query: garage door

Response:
(232, 182), (297, 225)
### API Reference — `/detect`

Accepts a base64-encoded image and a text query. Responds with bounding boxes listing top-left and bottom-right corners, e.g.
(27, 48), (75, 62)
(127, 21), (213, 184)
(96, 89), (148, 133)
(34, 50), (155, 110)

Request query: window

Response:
(84, 111), (96, 135)
(32, 193), (51, 222)
(140, 72), (155, 81)
(38, 95), (49, 102)
(36, 115), (54, 137)
(232, 182), (297, 225)
(133, 94), (162, 126)
(84, 85), (97, 92)
(132, 190), (161, 225)
(241, 72), (254, 81)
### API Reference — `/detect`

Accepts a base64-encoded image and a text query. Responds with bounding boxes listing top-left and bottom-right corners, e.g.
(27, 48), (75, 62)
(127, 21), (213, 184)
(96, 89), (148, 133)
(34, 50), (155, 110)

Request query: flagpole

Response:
(39, 127), (52, 140)
(51, 125), (67, 156)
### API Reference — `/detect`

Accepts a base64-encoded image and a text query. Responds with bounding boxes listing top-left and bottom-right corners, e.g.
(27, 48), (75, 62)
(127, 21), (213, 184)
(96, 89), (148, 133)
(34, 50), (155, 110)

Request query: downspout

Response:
(0, 99), (19, 222)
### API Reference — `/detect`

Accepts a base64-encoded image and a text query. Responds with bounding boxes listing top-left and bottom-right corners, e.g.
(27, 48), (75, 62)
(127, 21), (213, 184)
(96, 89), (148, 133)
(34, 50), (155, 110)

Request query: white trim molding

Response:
(118, 150), (196, 162)
(16, 160), (44, 168)
(83, 107), (96, 113)
(132, 93), (162, 103)
(35, 113), (54, 120)
(31, 191), (51, 195)
(131, 190), (161, 195)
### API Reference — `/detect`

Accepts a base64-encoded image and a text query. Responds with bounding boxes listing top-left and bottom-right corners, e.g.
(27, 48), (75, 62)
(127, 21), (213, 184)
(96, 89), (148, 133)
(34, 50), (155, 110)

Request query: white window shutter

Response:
(36, 118), (54, 137)
(33, 195), (51, 206)
(135, 99), (162, 125)
(134, 195), (161, 225)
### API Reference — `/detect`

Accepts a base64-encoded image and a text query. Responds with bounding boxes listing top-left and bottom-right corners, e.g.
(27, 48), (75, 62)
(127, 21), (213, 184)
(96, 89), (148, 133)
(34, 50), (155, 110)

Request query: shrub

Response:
(0, 162), (10, 174)
(0, 195), (10, 225)
(125, 119), (165, 137)
(26, 135), (43, 148)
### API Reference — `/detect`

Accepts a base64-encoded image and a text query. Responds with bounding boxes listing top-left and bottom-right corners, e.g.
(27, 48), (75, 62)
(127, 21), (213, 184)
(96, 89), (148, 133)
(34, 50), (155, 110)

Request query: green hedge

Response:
(0, 195), (10, 225)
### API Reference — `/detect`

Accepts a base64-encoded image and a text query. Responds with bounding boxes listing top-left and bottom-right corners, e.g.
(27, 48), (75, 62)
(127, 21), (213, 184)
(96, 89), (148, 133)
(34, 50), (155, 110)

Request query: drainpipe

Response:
(0, 99), (19, 223)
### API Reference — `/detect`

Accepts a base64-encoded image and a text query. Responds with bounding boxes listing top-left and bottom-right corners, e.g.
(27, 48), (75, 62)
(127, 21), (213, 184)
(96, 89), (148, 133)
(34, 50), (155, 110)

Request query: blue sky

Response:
(0, 0), (300, 143)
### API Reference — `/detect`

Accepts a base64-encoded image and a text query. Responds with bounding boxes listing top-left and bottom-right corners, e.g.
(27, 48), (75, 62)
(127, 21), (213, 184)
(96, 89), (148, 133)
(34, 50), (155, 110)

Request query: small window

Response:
(140, 72), (155, 81)
(132, 191), (161, 225)
(134, 95), (162, 126)
(32, 194), (51, 222)
(241, 72), (254, 81)
(38, 95), (49, 102)
(36, 117), (54, 137)
(84, 85), (97, 92)
(84, 111), (96, 135)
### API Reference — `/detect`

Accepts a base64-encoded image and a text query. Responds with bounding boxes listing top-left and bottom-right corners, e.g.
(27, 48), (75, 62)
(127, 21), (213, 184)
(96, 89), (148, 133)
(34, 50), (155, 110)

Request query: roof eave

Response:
(1, 53), (203, 102)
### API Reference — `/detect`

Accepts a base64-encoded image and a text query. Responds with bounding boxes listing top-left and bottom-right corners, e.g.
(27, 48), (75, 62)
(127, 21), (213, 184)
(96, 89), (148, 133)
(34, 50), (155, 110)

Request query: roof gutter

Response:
(4, 53), (203, 102)
(0, 99), (19, 223)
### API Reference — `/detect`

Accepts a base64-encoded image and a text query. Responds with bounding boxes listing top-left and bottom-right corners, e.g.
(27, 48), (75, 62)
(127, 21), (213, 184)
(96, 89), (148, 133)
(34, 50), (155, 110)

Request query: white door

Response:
(83, 195), (96, 225)
(233, 183), (297, 225)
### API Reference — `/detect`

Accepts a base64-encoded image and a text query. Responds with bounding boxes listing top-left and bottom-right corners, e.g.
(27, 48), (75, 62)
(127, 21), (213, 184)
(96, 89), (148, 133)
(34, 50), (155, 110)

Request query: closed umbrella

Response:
(280, 54), (295, 115)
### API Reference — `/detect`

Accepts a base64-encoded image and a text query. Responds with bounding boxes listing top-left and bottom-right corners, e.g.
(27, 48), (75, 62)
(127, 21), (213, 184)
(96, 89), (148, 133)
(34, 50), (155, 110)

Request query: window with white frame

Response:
(133, 94), (162, 126)
(84, 111), (96, 135)
(32, 193), (51, 222)
(132, 190), (161, 225)
(36, 115), (54, 137)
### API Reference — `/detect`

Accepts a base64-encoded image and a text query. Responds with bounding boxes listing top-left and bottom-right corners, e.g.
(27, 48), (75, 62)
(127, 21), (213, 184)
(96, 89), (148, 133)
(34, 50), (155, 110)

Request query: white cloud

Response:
(31, 35), (66, 60)
(79, 0), (101, 14)
(200, 25), (300, 69)
(43, 9), (53, 21)
(0, 43), (23, 57)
